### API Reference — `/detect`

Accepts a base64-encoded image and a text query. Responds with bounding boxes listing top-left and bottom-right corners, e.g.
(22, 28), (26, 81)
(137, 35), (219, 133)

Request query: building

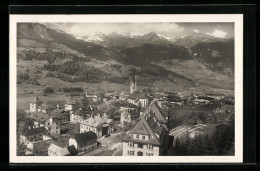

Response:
(79, 115), (115, 138)
(122, 114), (170, 156)
(86, 93), (98, 102)
(31, 114), (61, 136)
(29, 97), (43, 113)
(64, 99), (79, 111)
(48, 143), (70, 156)
(69, 131), (98, 153)
(144, 101), (168, 124)
(20, 127), (49, 143)
(127, 91), (150, 108)
(120, 111), (132, 128)
(70, 108), (85, 124)
(51, 110), (70, 124)
(129, 75), (137, 94)
(20, 127), (53, 156)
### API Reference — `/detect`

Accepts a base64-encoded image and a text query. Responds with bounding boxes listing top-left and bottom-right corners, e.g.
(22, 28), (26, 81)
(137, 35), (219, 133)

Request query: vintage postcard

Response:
(9, 14), (243, 163)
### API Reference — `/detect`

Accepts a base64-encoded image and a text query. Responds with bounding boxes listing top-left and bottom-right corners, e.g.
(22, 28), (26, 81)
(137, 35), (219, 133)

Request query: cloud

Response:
(206, 29), (227, 38)
(193, 29), (199, 33)
(46, 23), (185, 37)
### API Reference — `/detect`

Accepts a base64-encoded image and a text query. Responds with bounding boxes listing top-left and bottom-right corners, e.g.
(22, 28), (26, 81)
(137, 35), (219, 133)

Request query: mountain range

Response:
(17, 23), (235, 90)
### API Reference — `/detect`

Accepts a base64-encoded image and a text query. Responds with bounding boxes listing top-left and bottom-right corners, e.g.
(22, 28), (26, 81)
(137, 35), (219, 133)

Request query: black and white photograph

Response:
(9, 14), (243, 163)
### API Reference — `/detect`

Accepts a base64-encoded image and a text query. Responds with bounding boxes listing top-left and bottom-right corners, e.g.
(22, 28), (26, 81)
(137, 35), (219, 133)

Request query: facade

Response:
(120, 111), (132, 128)
(51, 110), (70, 124)
(20, 127), (49, 143)
(127, 91), (150, 108)
(69, 131), (98, 153)
(29, 97), (43, 113)
(122, 115), (170, 156)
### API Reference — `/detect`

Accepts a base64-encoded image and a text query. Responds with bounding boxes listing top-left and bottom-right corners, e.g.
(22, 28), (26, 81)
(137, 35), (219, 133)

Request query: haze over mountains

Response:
(17, 23), (235, 91)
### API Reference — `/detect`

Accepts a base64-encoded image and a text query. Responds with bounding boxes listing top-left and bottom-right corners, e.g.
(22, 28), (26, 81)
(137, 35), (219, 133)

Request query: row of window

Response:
(127, 150), (154, 156)
(136, 134), (146, 139)
(128, 142), (153, 149)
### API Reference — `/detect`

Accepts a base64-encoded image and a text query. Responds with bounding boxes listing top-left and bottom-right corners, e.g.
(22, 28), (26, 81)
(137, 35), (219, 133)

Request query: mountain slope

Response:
(172, 32), (231, 48)
(17, 23), (117, 60)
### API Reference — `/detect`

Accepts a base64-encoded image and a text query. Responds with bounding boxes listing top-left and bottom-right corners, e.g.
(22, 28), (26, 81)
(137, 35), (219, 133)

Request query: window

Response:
(128, 150), (134, 156)
(142, 136), (146, 140)
(146, 153), (153, 156)
(136, 134), (139, 138)
(128, 142), (133, 147)
(148, 145), (153, 150)
(138, 143), (143, 148)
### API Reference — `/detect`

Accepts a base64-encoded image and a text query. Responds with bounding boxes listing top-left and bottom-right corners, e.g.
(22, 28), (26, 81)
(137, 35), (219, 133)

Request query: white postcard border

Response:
(9, 14), (243, 163)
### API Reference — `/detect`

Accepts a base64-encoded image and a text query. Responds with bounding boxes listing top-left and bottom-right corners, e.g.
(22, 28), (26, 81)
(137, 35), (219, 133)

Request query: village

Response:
(17, 74), (235, 156)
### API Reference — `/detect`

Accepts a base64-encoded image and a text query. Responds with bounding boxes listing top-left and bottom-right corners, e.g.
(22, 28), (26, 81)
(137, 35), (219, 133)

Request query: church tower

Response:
(130, 75), (137, 94)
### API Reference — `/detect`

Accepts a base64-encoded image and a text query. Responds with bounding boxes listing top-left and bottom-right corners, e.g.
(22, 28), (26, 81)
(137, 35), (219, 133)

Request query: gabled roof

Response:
(67, 145), (78, 155)
(148, 102), (167, 123)
(74, 131), (97, 144)
(30, 97), (43, 106)
(31, 114), (50, 123)
(122, 118), (161, 145)
(80, 115), (107, 128)
(48, 143), (70, 156)
(23, 127), (48, 136)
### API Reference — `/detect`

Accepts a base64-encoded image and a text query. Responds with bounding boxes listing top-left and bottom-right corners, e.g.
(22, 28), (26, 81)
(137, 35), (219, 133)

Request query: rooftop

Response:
(23, 126), (48, 136)
(128, 91), (150, 100)
(74, 131), (97, 144)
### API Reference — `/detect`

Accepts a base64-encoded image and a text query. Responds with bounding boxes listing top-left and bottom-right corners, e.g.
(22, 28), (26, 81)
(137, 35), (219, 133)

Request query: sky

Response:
(45, 22), (234, 39)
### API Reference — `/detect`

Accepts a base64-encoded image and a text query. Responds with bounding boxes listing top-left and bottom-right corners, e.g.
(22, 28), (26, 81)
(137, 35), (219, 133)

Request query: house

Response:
(29, 97), (43, 113)
(143, 101), (168, 124)
(31, 114), (61, 136)
(86, 93), (98, 102)
(50, 110), (70, 124)
(48, 143), (70, 156)
(20, 127), (53, 156)
(79, 115), (115, 138)
(122, 113), (170, 156)
(120, 111), (132, 128)
(38, 101), (60, 114)
(128, 91), (150, 108)
(20, 127), (49, 143)
(70, 108), (85, 124)
(69, 131), (98, 153)
(65, 99), (79, 111)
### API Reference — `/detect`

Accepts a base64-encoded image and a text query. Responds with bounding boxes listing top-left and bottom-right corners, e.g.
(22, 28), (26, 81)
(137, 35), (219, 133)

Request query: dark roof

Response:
(31, 97), (43, 105)
(31, 114), (50, 123)
(74, 131), (97, 144)
(67, 145), (78, 155)
(23, 127), (48, 136)
(149, 102), (167, 123)
(128, 91), (150, 100)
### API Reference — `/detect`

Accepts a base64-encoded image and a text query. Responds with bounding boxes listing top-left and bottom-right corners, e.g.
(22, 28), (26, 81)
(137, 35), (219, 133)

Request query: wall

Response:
(122, 142), (159, 156)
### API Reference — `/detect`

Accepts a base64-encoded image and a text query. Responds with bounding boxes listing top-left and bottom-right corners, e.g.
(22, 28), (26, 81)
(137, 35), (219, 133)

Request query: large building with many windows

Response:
(122, 113), (170, 156)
